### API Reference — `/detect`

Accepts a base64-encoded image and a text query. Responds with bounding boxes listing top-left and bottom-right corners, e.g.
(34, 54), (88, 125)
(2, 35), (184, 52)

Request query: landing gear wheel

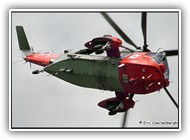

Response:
(32, 70), (39, 74)
(108, 110), (117, 116)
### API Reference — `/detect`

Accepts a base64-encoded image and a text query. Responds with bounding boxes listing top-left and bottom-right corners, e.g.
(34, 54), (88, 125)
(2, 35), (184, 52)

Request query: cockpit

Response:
(148, 52), (170, 80)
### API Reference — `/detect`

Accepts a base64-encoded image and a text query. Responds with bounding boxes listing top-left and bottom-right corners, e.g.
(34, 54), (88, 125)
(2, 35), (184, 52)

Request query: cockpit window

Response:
(164, 57), (170, 79)
(147, 53), (165, 64)
(147, 52), (170, 79)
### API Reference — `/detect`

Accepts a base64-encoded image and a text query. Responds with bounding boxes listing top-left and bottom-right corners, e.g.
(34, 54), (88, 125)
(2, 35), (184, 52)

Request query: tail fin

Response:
(16, 26), (34, 56)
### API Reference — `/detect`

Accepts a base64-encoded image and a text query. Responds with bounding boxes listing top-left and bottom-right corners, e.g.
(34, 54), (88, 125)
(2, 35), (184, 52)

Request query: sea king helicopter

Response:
(15, 12), (178, 116)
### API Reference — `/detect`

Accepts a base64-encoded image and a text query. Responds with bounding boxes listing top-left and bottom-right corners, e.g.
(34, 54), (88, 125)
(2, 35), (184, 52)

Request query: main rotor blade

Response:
(122, 111), (128, 128)
(141, 12), (148, 51)
(164, 50), (178, 56)
(101, 12), (140, 50)
(164, 87), (178, 108)
(122, 94), (134, 128)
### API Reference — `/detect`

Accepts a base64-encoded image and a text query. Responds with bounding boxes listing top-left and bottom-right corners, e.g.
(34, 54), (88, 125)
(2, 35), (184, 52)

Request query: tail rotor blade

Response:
(12, 59), (24, 64)
(101, 12), (140, 50)
(122, 94), (134, 128)
(122, 111), (128, 128)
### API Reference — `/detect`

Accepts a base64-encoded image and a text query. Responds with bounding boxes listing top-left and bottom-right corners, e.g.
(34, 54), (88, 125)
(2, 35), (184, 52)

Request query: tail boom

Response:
(16, 26), (61, 67)
(24, 53), (61, 67)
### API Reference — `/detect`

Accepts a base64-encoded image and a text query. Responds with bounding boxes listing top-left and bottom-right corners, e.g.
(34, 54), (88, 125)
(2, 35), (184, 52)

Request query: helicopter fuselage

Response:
(43, 51), (169, 95)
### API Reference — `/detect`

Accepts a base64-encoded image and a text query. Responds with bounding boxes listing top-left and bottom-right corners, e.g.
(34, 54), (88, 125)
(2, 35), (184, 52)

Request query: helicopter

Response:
(15, 12), (178, 119)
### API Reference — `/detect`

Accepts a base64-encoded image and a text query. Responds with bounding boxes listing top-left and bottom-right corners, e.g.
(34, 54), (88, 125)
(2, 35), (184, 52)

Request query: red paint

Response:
(99, 51), (170, 113)
(105, 36), (122, 58)
(24, 53), (61, 67)
(110, 37), (122, 50)
(98, 97), (135, 112)
(118, 52), (169, 95)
